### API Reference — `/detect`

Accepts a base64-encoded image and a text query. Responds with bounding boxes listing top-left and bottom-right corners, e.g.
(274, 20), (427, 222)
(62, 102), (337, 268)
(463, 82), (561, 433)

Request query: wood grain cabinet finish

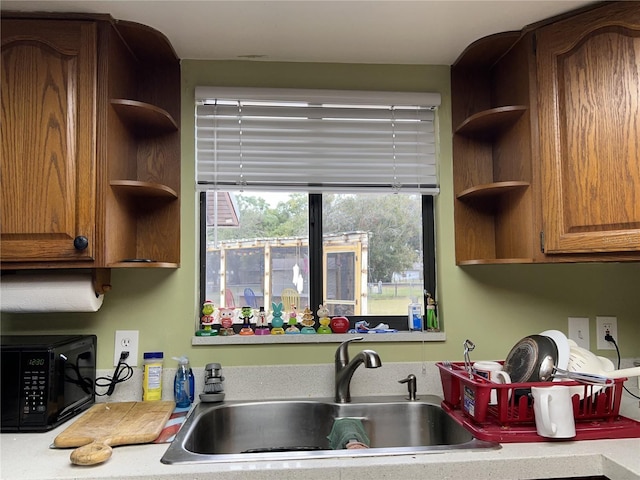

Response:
(536, 2), (640, 255)
(1, 19), (97, 263)
(452, 1), (640, 265)
(0, 13), (181, 269)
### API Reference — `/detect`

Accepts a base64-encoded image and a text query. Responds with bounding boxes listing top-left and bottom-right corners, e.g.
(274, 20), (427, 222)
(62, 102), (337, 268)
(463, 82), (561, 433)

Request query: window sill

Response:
(192, 331), (445, 345)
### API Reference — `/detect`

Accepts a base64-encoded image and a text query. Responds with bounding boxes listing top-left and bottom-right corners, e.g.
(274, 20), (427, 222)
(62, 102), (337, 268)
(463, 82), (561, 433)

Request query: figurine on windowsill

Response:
(254, 306), (270, 335)
(239, 306), (254, 335)
(285, 304), (300, 334)
(198, 300), (218, 336)
(300, 306), (316, 334)
(270, 302), (285, 335)
(219, 307), (236, 336)
(425, 292), (439, 332)
(316, 304), (332, 334)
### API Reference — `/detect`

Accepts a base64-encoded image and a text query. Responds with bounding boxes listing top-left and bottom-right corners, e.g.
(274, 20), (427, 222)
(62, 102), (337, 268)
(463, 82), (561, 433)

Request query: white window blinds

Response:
(195, 87), (440, 194)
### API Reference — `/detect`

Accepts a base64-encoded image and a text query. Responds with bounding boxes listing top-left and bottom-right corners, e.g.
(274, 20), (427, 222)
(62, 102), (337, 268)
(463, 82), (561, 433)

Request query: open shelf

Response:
(453, 31), (521, 69)
(110, 99), (178, 135)
(456, 181), (529, 200)
(110, 180), (178, 199)
(108, 261), (179, 268)
(458, 258), (535, 265)
(455, 106), (527, 138)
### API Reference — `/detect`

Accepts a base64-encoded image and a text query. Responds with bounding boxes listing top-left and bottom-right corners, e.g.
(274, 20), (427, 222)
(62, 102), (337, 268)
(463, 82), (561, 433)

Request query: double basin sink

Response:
(161, 395), (498, 464)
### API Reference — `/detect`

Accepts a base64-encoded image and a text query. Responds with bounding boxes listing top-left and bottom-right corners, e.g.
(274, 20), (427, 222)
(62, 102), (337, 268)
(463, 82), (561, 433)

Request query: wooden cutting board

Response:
(53, 401), (175, 465)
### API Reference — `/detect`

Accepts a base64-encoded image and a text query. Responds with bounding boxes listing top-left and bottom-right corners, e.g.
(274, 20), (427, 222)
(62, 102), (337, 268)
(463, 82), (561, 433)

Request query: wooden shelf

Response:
(110, 99), (178, 135)
(108, 261), (179, 268)
(455, 106), (527, 138)
(456, 181), (529, 200)
(458, 258), (535, 265)
(110, 180), (178, 199)
(453, 31), (522, 69)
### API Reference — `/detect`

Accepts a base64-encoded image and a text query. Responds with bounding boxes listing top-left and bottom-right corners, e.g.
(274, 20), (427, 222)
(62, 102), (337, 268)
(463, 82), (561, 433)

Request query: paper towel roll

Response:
(0, 272), (104, 312)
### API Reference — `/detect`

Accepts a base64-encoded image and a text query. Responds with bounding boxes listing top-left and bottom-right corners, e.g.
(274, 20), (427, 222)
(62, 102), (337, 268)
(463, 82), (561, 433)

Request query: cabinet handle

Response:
(73, 236), (89, 251)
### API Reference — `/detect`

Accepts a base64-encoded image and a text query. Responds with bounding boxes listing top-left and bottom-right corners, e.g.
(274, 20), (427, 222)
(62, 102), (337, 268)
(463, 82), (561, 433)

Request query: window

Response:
(196, 88), (440, 331)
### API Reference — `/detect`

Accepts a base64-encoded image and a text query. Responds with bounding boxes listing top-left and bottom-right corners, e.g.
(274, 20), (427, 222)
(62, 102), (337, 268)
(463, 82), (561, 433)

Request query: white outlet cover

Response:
(595, 316), (617, 351)
(114, 330), (139, 366)
(568, 316), (590, 350)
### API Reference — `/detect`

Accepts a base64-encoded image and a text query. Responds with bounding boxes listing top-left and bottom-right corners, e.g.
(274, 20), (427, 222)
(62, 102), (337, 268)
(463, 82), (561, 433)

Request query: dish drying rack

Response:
(437, 361), (640, 442)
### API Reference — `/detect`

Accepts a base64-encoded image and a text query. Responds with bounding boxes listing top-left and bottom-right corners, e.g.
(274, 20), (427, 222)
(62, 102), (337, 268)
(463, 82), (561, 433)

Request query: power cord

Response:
(95, 351), (134, 396)
(604, 332), (640, 400)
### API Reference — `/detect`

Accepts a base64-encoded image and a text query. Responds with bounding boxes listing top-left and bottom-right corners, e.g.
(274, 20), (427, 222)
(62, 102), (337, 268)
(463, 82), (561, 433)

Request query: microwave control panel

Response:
(20, 353), (48, 421)
(21, 353), (47, 415)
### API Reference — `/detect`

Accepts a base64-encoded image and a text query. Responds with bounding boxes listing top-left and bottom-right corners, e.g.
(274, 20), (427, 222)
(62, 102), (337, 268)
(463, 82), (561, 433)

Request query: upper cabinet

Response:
(536, 2), (640, 255)
(452, 1), (640, 265)
(452, 31), (537, 265)
(1, 13), (181, 269)
(1, 19), (98, 264)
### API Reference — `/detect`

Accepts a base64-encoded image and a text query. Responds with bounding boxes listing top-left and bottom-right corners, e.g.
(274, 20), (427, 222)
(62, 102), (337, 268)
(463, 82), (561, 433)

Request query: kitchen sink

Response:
(161, 395), (499, 464)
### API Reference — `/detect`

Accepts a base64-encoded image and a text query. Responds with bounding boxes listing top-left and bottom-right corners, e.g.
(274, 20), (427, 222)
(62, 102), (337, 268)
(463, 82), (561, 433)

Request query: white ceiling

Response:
(3, 0), (594, 65)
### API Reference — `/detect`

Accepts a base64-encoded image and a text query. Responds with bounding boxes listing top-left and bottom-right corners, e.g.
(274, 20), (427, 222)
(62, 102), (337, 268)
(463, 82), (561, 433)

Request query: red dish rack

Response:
(437, 361), (640, 442)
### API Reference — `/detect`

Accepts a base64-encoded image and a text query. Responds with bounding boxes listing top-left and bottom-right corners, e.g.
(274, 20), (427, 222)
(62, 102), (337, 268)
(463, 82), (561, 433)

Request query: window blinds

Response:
(195, 87), (440, 194)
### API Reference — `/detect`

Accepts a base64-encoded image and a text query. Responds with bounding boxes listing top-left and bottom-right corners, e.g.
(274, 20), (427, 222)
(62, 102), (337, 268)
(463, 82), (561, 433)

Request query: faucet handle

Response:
(398, 374), (418, 401)
(335, 336), (364, 364)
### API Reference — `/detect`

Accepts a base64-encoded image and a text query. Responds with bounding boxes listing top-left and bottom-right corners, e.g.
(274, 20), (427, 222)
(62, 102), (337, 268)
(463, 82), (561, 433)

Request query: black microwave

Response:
(1, 335), (96, 432)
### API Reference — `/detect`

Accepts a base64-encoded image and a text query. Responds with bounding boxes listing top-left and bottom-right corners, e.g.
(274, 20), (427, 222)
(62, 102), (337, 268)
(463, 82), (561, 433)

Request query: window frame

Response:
(199, 192), (436, 331)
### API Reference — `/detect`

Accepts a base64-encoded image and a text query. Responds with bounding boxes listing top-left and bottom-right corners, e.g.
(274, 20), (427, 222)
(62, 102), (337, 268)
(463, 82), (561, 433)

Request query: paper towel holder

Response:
(93, 269), (112, 295)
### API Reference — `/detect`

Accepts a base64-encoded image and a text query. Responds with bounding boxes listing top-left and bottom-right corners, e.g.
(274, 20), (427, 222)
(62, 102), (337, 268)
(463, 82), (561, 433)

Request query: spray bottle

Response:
(173, 356), (195, 408)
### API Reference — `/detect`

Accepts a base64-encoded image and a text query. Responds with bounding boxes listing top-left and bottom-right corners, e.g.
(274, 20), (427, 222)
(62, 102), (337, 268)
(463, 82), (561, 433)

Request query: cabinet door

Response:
(536, 3), (640, 254)
(1, 20), (97, 264)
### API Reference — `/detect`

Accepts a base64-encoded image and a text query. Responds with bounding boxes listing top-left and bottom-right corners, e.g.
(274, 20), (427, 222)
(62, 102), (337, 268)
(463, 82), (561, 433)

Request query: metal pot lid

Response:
(503, 334), (558, 383)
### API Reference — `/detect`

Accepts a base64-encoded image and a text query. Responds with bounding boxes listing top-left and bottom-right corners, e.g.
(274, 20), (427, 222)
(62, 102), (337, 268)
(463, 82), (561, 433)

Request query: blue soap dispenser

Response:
(173, 356), (195, 408)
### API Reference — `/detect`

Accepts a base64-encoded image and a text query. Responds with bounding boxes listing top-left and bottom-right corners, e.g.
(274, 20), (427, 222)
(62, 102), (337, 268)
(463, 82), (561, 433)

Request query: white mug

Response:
(531, 386), (576, 439)
(473, 361), (503, 404)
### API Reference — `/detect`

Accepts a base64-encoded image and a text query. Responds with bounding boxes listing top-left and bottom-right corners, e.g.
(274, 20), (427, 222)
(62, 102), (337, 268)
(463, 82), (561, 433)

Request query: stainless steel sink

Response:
(161, 395), (499, 464)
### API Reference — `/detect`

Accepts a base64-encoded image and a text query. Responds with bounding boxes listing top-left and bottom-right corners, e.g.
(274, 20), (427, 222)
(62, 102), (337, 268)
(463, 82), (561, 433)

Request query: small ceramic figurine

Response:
(218, 307), (236, 336)
(270, 302), (285, 335)
(426, 293), (439, 331)
(300, 306), (316, 334)
(239, 306), (254, 335)
(254, 306), (270, 335)
(285, 304), (300, 334)
(201, 300), (215, 329)
(316, 304), (332, 334)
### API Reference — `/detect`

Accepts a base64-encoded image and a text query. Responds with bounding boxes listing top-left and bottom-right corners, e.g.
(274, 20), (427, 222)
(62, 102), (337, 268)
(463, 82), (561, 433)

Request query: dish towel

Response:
(153, 406), (191, 443)
(327, 418), (370, 449)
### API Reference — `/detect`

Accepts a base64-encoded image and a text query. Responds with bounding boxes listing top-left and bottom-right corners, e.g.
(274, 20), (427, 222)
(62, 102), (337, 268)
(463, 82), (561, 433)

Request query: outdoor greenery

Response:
(212, 193), (422, 283)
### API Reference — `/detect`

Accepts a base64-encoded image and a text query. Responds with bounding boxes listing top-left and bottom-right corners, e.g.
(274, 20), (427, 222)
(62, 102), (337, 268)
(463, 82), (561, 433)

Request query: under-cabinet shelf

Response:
(455, 106), (527, 138)
(110, 180), (178, 199)
(456, 181), (529, 200)
(110, 99), (178, 135)
(108, 261), (179, 268)
(458, 258), (535, 265)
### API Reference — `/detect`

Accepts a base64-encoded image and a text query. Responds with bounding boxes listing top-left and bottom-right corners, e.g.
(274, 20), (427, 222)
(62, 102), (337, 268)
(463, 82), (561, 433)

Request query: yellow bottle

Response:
(142, 352), (163, 401)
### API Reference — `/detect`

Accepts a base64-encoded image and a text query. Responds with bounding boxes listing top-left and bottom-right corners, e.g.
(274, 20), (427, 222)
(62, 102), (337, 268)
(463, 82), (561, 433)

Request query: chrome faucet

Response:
(334, 337), (382, 403)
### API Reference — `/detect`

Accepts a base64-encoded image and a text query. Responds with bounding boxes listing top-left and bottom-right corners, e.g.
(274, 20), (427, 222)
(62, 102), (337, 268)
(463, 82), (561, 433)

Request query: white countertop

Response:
(2, 362), (639, 480)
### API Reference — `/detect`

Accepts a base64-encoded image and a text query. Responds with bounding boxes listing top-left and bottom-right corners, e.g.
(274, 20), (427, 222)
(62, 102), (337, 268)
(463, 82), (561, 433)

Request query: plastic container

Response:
(142, 352), (164, 401)
(173, 356), (195, 408)
(437, 361), (640, 442)
(407, 303), (422, 331)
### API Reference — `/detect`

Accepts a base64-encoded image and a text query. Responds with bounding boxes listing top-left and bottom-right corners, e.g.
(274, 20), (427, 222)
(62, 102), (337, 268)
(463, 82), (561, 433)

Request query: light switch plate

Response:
(568, 317), (590, 350)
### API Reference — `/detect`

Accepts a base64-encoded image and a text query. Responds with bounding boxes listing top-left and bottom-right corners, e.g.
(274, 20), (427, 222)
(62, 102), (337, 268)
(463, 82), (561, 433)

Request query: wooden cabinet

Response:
(452, 1), (640, 265)
(536, 2), (640, 255)
(452, 31), (538, 264)
(1, 19), (98, 264)
(1, 13), (181, 270)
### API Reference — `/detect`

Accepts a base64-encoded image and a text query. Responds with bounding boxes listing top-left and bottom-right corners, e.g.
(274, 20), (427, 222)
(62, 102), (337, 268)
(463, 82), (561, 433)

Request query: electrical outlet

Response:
(568, 316), (590, 350)
(114, 330), (139, 366)
(595, 316), (617, 350)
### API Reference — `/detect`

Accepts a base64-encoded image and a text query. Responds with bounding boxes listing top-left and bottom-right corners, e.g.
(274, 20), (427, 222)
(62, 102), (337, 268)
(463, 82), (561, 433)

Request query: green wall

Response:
(2, 60), (638, 369)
